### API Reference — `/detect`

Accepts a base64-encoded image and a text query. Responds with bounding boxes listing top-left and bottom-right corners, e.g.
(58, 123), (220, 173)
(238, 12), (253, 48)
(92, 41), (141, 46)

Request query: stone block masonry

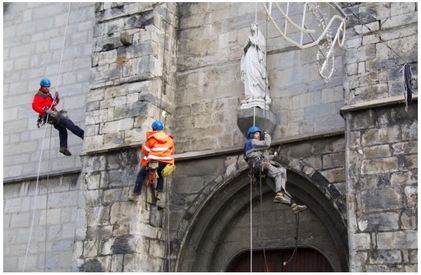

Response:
(345, 105), (418, 272)
(3, 3), (95, 179)
(84, 2), (178, 153)
(76, 3), (178, 272)
(3, 173), (83, 272)
(343, 2), (418, 105)
(3, 2), (418, 272)
(175, 3), (345, 154)
(343, 3), (418, 272)
(75, 150), (169, 272)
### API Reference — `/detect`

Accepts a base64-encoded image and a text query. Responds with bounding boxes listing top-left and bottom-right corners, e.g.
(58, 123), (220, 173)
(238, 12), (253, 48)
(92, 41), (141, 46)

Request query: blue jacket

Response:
(243, 133), (271, 160)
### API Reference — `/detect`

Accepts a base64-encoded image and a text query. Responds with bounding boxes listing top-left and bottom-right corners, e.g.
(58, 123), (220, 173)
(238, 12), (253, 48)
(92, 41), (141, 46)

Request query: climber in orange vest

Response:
(129, 120), (175, 202)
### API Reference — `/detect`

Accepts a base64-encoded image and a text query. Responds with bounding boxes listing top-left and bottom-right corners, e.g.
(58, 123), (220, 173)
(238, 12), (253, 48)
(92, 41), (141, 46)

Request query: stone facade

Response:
(3, 2), (418, 273)
(3, 173), (83, 271)
(3, 2), (95, 179)
(174, 3), (345, 153)
(171, 135), (348, 271)
(74, 3), (178, 272)
(342, 2), (418, 272)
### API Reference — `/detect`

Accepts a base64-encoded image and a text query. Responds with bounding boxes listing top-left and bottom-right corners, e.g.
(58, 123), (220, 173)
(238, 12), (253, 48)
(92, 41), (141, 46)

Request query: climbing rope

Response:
(249, 173), (253, 272)
(22, 3), (72, 271)
(283, 212), (300, 267)
(258, 170), (269, 271)
(43, 125), (53, 271)
(54, 2), (72, 91)
(22, 114), (51, 272)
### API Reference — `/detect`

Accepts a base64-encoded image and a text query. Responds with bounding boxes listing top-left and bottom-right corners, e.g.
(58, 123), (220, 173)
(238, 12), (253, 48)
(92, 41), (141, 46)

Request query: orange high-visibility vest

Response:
(140, 130), (175, 167)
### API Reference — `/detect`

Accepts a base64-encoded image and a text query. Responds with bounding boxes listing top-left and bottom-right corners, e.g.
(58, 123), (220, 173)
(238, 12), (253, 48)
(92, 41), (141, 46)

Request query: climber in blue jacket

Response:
(244, 126), (307, 214)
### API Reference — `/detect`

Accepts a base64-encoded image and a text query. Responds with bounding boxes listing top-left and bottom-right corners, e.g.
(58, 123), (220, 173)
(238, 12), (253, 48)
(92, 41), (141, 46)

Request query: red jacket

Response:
(32, 88), (59, 116)
(140, 130), (175, 167)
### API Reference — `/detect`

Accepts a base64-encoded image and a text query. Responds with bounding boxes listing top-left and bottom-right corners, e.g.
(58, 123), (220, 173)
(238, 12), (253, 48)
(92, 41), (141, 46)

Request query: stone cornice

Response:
(340, 95), (418, 116)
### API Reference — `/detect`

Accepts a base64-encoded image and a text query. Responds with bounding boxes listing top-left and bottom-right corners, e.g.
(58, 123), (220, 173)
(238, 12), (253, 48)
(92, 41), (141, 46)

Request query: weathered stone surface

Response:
(377, 231), (418, 249)
(400, 211), (417, 230)
(390, 170), (417, 186)
(361, 157), (399, 175)
(368, 250), (402, 264)
(120, 31), (133, 46)
(353, 233), (371, 250)
(359, 212), (400, 231)
(322, 152), (345, 169)
(110, 254), (124, 272)
(111, 235), (136, 254)
(359, 188), (402, 212)
(408, 249), (417, 263)
(404, 186), (417, 209)
(363, 144), (391, 159)
(362, 126), (401, 146)
(110, 202), (137, 225)
(392, 141), (417, 155)
(79, 258), (103, 272)
(320, 168), (345, 183)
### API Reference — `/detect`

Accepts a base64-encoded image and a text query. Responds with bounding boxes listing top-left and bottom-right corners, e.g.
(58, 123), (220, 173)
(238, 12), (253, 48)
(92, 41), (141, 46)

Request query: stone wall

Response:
(83, 2), (178, 153)
(74, 150), (169, 272)
(343, 2), (418, 272)
(3, 2), (95, 179)
(170, 134), (348, 271)
(174, 3), (345, 153)
(3, 2), (418, 272)
(343, 2), (418, 105)
(344, 105), (417, 272)
(75, 3), (178, 271)
(213, 192), (339, 270)
(3, 173), (83, 271)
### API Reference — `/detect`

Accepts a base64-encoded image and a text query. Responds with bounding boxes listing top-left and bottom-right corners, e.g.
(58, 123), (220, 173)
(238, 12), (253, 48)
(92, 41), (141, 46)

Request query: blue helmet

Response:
(40, 78), (51, 87)
(152, 120), (164, 131)
(247, 126), (262, 139)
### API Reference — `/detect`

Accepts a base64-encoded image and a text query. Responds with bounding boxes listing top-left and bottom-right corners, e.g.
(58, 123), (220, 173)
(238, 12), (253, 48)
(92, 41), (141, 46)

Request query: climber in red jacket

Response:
(32, 78), (84, 156)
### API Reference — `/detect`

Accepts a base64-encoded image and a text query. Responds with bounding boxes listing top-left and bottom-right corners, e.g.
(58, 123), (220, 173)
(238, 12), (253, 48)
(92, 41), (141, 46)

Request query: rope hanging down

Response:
(258, 171), (269, 271)
(283, 213), (300, 266)
(22, 3), (72, 271)
(249, 174), (253, 272)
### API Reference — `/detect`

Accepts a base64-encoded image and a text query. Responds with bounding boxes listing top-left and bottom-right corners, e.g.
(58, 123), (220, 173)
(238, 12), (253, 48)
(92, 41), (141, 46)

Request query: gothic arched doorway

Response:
(176, 169), (348, 271)
(226, 247), (333, 272)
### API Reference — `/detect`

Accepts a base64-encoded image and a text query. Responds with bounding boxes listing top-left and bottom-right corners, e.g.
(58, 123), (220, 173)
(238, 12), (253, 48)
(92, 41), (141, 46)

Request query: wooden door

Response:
(226, 248), (333, 272)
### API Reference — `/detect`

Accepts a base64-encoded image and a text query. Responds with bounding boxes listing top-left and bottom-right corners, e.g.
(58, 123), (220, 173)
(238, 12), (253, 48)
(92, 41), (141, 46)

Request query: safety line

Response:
(22, 3), (72, 271)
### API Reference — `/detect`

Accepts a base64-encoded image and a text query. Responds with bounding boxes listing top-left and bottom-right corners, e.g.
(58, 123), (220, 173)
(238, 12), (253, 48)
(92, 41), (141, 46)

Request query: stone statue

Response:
(240, 23), (271, 110)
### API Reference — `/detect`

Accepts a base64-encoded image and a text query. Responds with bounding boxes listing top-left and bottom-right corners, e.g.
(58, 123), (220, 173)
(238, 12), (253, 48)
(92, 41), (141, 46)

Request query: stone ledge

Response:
(82, 129), (345, 160)
(340, 95), (418, 115)
(175, 129), (345, 162)
(3, 168), (82, 185)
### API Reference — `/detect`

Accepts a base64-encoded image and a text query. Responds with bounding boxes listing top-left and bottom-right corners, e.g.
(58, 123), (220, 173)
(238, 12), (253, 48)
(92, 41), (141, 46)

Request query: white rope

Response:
(22, 117), (50, 271)
(43, 126), (53, 271)
(22, 3), (72, 271)
(249, 179), (253, 272)
(166, 177), (171, 271)
(254, 2), (258, 24)
(54, 2), (72, 91)
(253, 106), (256, 127)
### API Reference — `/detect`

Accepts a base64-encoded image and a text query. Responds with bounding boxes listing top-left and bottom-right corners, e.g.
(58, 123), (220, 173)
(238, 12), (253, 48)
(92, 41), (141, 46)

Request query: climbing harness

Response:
(22, 3), (72, 271)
